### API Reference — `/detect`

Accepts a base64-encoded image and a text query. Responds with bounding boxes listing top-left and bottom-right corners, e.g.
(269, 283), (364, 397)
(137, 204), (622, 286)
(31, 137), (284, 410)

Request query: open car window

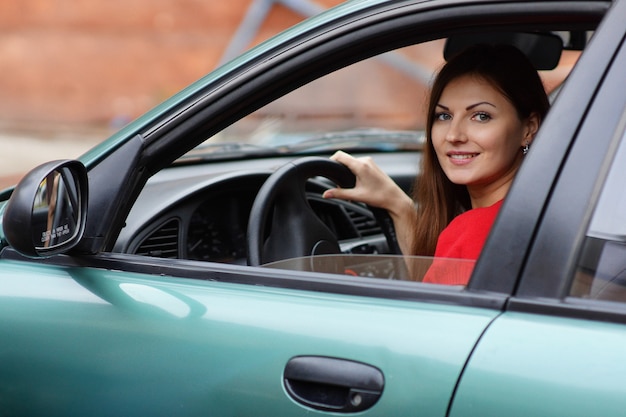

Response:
(179, 35), (581, 162)
(118, 31), (590, 292)
(179, 41), (440, 161)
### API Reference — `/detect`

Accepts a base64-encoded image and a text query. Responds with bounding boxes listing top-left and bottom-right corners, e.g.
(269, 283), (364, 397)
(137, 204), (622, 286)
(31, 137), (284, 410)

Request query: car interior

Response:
(104, 29), (588, 282)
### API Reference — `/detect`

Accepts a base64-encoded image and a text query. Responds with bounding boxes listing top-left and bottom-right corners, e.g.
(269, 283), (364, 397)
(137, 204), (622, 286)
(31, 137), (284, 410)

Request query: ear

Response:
(522, 112), (541, 146)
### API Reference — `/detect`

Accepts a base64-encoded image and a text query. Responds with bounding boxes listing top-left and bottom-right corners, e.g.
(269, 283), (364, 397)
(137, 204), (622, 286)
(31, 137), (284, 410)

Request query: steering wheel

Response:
(247, 156), (401, 266)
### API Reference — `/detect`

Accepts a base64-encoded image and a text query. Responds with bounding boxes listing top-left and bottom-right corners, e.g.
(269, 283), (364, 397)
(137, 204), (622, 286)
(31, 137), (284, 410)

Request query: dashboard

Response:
(113, 153), (420, 265)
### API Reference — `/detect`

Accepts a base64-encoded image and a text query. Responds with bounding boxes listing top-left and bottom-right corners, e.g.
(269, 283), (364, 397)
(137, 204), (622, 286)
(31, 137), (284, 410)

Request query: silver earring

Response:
(522, 143), (530, 155)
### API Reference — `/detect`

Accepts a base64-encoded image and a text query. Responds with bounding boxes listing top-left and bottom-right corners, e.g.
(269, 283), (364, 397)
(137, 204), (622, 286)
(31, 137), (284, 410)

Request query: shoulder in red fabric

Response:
(421, 199), (503, 285)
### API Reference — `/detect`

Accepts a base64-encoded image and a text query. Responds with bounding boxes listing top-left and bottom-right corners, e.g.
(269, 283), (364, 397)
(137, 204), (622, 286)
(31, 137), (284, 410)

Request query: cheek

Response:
(500, 124), (527, 154)
(431, 141), (448, 164)
(478, 124), (522, 154)
(430, 126), (446, 150)
(485, 131), (526, 168)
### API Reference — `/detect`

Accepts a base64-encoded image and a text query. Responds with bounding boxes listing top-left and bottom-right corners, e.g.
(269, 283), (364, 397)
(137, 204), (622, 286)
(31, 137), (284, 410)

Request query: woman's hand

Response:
(324, 151), (417, 254)
(323, 151), (409, 214)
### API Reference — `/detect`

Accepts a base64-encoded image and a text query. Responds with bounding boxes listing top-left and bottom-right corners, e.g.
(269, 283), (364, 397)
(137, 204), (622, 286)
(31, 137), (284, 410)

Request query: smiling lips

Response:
(447, 152), (479, 165)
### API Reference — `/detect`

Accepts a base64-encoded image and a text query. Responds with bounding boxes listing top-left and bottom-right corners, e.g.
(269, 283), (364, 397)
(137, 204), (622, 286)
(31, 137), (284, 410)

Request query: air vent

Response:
(135, 219), (180, 258)
(346, 208), (381, 237)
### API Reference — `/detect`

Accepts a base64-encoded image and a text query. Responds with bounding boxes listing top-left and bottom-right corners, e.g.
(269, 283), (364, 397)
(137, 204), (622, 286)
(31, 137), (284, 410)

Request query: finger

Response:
(335, 154), (375, 180)
(329, 150), (349, 161)
(330, 150), (360, 170)
(322, 188), (336, 199)
(323, 187), (355, 200)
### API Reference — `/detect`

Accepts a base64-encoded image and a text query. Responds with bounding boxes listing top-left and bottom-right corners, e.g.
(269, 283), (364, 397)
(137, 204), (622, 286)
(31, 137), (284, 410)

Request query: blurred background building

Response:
(0, 0), (342, 187)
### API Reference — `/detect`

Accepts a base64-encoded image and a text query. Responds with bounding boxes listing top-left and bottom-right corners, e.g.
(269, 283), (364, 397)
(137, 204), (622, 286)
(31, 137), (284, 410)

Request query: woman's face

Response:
(431, 74), (537, 206)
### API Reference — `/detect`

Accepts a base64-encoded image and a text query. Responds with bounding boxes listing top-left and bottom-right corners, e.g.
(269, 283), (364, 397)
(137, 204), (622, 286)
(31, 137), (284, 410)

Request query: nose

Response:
(445, 119), (467, 143)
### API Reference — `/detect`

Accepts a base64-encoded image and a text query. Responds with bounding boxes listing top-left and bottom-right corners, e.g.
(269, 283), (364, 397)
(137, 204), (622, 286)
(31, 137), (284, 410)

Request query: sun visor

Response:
(444, 32), (563, 70)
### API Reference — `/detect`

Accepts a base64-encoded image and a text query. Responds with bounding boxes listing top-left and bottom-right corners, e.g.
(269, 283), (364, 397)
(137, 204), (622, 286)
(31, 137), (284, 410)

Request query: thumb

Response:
(323, 187), (353, 200)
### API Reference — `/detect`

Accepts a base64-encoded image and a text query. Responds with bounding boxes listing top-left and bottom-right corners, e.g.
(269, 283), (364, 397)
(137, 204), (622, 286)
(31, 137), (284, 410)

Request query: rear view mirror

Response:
(3, 160), (88, 258)
(444, 32), (563, 70)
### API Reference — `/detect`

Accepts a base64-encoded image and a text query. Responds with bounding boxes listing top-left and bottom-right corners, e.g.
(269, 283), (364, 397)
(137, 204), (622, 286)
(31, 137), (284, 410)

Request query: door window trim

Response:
(1, 248), (508, 309)
(507, 5), (626, 322)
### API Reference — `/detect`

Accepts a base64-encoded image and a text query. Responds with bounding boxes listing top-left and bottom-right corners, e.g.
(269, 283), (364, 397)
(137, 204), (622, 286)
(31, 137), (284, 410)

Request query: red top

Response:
(422, 199), (503, 286)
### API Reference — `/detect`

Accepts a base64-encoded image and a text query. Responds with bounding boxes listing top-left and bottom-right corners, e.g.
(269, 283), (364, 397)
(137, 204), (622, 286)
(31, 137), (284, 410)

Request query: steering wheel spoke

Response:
(247, 157), (400, 266)
(264, 192), (339, 263)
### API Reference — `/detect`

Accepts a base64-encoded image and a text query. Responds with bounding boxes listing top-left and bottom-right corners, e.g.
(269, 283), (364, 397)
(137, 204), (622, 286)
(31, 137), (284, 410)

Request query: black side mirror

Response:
(2, 160), (88, 258)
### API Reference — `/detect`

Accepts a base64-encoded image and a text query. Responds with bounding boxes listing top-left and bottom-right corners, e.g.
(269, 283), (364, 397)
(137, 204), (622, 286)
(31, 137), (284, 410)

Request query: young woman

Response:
(323, 44), (550, 284)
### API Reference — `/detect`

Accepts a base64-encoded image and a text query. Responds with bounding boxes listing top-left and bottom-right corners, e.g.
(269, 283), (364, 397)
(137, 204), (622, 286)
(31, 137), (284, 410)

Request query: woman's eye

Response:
(473, 112), (491, 122)
(435, 112), (451, 121)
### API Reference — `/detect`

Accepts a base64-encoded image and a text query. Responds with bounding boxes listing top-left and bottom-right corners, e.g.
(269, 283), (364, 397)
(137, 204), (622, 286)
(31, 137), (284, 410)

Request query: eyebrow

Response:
(436, 101), (497, 111)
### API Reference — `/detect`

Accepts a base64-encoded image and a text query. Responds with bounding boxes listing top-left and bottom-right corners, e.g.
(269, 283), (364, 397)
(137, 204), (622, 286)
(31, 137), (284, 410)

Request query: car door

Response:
(0, 253), (504, 416)
(450, 1), (626, 414)
(0, 3), (513, 414)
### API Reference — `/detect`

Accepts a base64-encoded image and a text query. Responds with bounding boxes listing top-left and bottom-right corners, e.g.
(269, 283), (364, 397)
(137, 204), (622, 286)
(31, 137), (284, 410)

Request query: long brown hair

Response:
(411, 44), (550, 256)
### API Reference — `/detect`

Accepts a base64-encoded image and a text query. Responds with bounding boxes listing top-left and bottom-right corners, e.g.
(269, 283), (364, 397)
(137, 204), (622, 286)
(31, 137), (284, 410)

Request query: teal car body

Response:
(1, 0), (626, 415)
(1, 260), (498, 416)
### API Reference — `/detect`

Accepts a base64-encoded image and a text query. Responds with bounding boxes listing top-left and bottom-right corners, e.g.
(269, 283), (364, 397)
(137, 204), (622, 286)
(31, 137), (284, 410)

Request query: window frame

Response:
(39, 0), (612, 312)
(506, 0), (626, 322)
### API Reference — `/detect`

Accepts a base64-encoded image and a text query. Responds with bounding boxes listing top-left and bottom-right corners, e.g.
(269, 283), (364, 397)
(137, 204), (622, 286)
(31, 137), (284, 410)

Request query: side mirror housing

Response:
(2, 160), (88, 258)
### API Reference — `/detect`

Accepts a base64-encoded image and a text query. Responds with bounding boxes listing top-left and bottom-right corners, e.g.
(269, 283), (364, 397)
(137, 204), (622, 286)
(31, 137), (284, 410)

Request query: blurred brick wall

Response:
(0, 0), (342, 127)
